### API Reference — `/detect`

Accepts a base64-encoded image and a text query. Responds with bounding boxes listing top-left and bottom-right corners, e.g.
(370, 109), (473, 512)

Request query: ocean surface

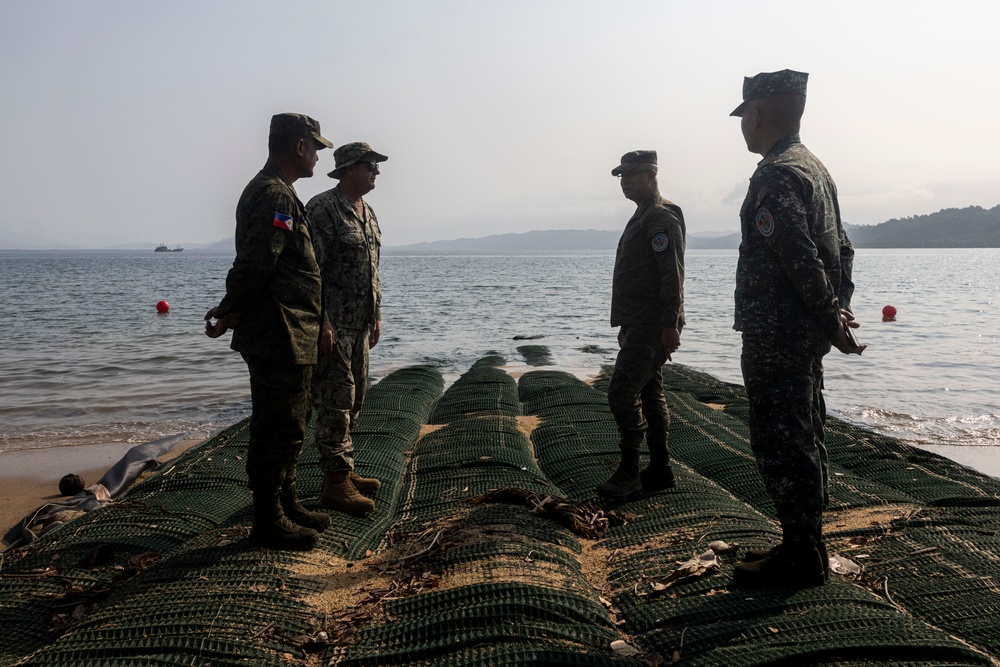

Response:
(1, 248), (998, 477)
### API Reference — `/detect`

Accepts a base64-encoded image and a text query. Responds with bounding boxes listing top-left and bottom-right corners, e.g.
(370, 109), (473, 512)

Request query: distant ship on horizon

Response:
(154, 244), (184, 252)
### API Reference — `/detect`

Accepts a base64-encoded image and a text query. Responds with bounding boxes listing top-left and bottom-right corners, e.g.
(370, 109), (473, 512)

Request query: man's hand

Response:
(319, 321), (335, 355)
(204, 307), (240, 338)
(661, 325), (680, 361)
(832, 309), (866, 355)
(369, 321), (381, 348)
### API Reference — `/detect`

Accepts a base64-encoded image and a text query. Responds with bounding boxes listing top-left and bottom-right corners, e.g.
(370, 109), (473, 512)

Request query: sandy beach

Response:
(0, 437), (204, 548)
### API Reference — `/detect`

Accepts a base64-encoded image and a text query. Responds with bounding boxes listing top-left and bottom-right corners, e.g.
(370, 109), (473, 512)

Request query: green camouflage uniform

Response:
(306, 185), (381, 473)
(735, 132), (854, 540)
(608, 188), (686, 456)
(215, 162), (322, 493)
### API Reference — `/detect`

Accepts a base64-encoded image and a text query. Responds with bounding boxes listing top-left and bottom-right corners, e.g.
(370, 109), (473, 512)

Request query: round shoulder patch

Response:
(755, 207), (775, 237)
(651, 232), (669, 252)
(270, 231), (286, 256)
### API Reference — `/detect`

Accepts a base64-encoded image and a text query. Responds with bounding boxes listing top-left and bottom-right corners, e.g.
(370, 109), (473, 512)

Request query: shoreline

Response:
(0, 437), (204, 548)
(3, 426), (998, 548)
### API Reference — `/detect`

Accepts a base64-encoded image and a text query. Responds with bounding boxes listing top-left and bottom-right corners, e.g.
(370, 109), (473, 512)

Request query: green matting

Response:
(0, 360), (997, 666)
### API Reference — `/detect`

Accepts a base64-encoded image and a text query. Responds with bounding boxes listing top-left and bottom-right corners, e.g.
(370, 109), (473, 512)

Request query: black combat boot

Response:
(733, 532), (826, 588)
(249, 490), (320, 551)
(639, 441), (676, 493)
(817, 537), (830, 582)
(280, 480), (331, 532)
(740, 545), (778, 563)
(744, 533), (830, 582)
(596, 449), (642, 500)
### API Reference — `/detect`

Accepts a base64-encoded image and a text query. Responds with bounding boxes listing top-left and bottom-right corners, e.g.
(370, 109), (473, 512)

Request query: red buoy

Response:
(156, 300), (170, 313)
(882, 304), (896, 318)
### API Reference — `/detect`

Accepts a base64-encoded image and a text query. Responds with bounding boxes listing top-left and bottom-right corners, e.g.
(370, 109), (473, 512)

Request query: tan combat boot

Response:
(349, 471), (382, 496)
(321, 471), (376, 516)
(280, 480), (331, 532)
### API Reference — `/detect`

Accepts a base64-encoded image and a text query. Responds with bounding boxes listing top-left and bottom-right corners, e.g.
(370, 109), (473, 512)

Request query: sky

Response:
(2, 1), (999, 248)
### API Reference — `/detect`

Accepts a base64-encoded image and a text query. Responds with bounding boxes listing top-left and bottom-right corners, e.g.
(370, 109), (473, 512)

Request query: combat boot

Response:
(596, 449), (642, 500)
(349, 471), (382, 496)
(322, 471), (376, 516)
(640, 443), (676, 494)
(743, 536), (830, 581)
(741, 545), (778, 562)
(640, 464), (676, 494)
(733, 535), (826, 588)
(249, 490), (320, 551)
(280, 480), (331, 532)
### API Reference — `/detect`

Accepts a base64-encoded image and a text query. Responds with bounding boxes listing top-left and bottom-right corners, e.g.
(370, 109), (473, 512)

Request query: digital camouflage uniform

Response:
(306, 185), (381, 473)
(609, 184), (686, 462)
(215, 162), (322, 495)
(735, 131), (854, 541)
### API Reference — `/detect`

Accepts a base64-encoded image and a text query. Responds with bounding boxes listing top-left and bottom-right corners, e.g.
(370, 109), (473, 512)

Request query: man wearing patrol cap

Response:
(306, 142), (388, 516)
(597, 150), (686, 500)
(729, 70), (865, 587)
(205, 113), (333, 550)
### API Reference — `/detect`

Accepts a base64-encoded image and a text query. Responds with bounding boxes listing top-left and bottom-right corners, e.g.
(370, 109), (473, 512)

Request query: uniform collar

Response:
(758, 133), (801, 165)
(262, 161), (298, 186)
(331, 185), (368, 221)
(633, 191), (660, 215)
(332, 185), (362, 206)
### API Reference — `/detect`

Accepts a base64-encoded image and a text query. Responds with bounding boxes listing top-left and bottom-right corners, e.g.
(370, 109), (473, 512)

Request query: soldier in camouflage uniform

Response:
(597, 150), (686, 500)
(205, 113), (334, 550)
(729, 70), (866, 587)
(306, 142), (387, 516)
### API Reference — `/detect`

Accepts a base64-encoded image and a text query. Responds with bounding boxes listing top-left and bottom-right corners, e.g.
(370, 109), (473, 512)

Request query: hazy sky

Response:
(2, 1), (998, 248)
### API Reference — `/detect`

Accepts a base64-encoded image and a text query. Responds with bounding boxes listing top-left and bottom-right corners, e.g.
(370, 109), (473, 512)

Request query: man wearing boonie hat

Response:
(204, 113), (333, 551)
(597, 150), (686, 501)
(729, 70), (866, 587)
(306, 142), (388, 516)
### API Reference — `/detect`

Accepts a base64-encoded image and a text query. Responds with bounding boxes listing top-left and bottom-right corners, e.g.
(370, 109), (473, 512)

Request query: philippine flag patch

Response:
(273, 212), (294, 231)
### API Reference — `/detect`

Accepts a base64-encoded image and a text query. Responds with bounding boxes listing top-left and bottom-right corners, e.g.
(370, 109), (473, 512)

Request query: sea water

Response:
(0, 249), (997, 475)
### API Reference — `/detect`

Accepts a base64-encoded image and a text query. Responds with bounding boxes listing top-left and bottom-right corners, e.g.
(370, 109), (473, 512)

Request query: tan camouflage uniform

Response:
(306, 186), (381, 473)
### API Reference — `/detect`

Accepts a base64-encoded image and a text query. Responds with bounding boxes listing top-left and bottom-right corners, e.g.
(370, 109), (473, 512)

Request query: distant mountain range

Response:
(846, 205), (1000, 247)
(3, 205), (997, 252)
(385, 205), (1000, 253)
(384, 230), (738, 253)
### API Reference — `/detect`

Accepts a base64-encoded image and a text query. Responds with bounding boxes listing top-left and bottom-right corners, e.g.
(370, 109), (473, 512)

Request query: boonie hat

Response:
(329, 142), (389, 178)
(269, 113), (334, 149)
(730, 69), (808, 117)
(611, 150), (657, 177)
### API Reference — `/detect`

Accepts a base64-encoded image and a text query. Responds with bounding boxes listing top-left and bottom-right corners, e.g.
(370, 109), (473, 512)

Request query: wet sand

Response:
(1, 438), (204, 548)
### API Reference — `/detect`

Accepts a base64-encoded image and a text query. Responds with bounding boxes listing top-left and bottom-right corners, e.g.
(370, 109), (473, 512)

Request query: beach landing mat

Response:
(0, 361), (998, 665)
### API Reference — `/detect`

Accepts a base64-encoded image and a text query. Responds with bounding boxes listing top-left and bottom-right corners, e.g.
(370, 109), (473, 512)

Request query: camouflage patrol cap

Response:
(269, 113), (334, 149)
(730, 69), (808, 116)
(611, 150), (657, 177)
(328, 142), (389, 179)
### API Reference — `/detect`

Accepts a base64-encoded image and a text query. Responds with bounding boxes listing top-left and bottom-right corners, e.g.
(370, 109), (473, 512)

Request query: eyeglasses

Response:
(360, 161), (379, 173)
